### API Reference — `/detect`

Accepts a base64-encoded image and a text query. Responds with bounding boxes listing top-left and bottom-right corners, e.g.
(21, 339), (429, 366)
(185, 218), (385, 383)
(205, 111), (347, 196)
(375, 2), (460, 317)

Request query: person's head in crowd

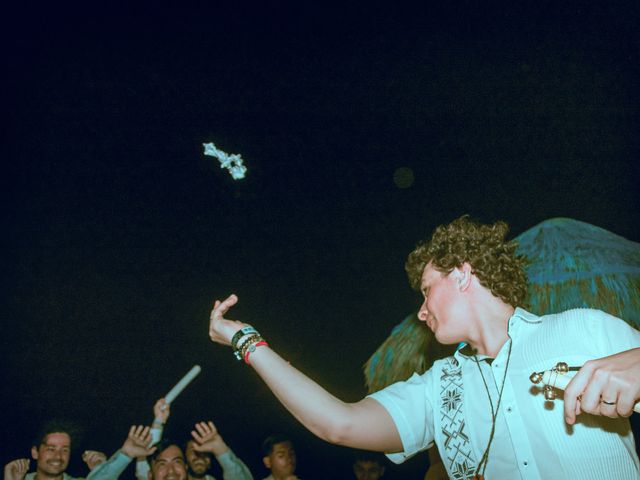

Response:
(352, 450), (386, 480)
(184, 439), (212, 479)
(31, 419), (80, 478)
(262, 434), (296, 479)
(148, 439), (187, 480)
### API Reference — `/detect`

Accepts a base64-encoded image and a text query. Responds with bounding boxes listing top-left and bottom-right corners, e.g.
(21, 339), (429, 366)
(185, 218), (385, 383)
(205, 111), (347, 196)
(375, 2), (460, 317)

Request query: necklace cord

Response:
(473, 339), (513, 477)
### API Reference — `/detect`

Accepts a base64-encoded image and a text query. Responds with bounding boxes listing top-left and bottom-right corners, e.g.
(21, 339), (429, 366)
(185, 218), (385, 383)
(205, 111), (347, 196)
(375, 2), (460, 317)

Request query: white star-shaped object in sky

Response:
(203, 142), (247, 180)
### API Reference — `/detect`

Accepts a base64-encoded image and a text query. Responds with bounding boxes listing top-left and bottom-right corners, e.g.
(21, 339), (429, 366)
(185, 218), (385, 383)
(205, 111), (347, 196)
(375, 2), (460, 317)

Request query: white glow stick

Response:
(165, 365), (202, 404)
(540, 370), (640, 413)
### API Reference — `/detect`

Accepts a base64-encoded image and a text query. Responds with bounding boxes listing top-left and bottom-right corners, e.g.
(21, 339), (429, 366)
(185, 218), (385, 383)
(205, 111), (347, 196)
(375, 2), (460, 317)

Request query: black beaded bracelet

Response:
(234, 333), (261, 361)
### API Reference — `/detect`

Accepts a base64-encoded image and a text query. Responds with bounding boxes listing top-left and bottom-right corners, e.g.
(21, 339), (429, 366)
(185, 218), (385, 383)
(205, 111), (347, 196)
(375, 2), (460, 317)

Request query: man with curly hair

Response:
(207, 215), (640, 480)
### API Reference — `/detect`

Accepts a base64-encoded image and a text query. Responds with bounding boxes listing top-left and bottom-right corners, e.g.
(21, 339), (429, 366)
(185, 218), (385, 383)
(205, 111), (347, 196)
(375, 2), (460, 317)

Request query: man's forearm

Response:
(87, 451), (132, 480)
(246, 345), (401, 451)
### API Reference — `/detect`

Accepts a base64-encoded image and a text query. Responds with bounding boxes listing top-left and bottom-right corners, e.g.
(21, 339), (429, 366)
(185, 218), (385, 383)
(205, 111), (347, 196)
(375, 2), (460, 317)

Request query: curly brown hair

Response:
(405, 215), (528, 307)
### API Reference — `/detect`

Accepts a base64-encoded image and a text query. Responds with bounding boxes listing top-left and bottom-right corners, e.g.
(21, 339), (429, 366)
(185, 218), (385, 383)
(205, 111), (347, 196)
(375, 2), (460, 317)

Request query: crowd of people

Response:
(4, 398), (389, 480)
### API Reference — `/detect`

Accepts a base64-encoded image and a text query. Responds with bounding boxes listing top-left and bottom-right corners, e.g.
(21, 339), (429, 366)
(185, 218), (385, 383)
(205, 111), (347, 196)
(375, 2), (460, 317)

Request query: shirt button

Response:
(506, 406), (513, 413)
(523, 461), (529, 467)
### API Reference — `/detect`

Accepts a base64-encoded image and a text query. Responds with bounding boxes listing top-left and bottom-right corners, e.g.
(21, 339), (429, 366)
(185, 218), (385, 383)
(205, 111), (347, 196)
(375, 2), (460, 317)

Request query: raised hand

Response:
(208, 295), (249, 346)
(191, 421), (227, 456)
(82, 450), (107, 470)
(121, 425), (157, 458)
(4, 459), (29, 480)
(153, 398), (170, 424)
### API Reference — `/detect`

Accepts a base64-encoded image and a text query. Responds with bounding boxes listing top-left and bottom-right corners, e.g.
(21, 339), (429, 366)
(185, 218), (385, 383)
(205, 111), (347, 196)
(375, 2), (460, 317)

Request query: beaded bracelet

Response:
(244, 341), (269, 364)
(238, 334), (263, 358)
(233, 333), (262, 360)
(234, 333), (261, 360)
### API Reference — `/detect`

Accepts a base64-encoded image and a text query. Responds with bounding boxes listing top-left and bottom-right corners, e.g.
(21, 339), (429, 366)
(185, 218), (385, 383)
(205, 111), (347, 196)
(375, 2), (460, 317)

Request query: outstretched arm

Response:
(88, 426), (157, 480)
(209, 295), (402, 452)
(191, 421), (254, 480)
(564, 348), (640, 424)
(135, 399), (170, 480)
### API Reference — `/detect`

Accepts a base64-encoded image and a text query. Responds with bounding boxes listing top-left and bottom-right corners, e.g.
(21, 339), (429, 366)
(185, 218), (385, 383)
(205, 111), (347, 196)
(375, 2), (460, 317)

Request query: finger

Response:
(580, 368), (611, 415)
(18, 459), (30, 473)
(564, 363), (595, 423)
(195, 421), (209, 435)
(214, 294), (239, 317)
(617, 390), (636, 417)
(599, 397), (620, 418)
(207, 421), (217, 432)
(133, 425), (148, 438)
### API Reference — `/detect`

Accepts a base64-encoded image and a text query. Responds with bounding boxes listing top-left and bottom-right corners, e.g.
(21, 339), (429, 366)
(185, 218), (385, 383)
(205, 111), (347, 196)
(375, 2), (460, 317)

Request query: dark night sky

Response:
(3, 2), (640, 478)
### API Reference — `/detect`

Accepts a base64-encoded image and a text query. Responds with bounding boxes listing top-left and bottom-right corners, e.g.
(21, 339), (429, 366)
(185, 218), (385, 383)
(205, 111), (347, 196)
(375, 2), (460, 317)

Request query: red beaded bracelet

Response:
(244, 341), (269, 364)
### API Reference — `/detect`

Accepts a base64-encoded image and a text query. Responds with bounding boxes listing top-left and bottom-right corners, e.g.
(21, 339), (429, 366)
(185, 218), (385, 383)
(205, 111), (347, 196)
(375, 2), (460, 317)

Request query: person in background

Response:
(4, 420), (155, 480)
(146, 439), (187, 480)
(352, 450), (385, 480)
(136, 399), (253, 480)
(261, 435), (298, 480)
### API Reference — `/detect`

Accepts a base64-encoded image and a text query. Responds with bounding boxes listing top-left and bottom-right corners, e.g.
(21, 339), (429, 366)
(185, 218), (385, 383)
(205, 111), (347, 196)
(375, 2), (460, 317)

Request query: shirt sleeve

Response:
(86, 450), (132, 480)
(135, 459), (150, 480)
(217, 449), (254, 480)
(586, 309), (640, 353)
(366, 370), (437, 464)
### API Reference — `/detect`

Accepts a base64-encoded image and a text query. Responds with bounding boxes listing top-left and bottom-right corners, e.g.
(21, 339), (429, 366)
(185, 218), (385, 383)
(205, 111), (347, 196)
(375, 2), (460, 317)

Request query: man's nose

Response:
(417, 300), (429, 321)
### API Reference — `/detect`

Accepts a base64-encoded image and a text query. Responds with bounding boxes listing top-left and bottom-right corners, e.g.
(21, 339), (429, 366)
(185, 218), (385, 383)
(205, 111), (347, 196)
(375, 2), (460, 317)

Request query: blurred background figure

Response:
(352, 450), (385, 480)
(261, 435), (298, 480)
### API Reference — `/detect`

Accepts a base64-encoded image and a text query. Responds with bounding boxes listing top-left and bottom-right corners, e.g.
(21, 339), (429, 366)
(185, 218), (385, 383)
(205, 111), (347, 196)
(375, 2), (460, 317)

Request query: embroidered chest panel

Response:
(440, 357), (478, 480)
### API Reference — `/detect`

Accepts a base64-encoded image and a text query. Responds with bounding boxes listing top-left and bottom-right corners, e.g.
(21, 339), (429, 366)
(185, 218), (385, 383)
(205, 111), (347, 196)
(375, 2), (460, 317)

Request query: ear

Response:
(263, 456), (271, 469)
(31, 446), (39, 460)
(454, 263), (472, 291)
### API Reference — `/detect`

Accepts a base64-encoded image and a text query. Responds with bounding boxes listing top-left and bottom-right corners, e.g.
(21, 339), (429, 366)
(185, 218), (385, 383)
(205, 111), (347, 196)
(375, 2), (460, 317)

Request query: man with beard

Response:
(184, 421), (253, 480)
(4, 420), (156, 480)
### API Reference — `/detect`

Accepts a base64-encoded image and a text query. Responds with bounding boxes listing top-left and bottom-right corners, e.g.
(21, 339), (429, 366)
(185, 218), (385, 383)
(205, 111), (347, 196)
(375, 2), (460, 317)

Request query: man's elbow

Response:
(319, 417), (358, 446)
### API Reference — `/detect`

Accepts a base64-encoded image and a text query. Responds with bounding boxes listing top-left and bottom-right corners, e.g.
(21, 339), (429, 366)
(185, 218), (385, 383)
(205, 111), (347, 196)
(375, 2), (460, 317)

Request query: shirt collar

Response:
(454, 307), (541, 362)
